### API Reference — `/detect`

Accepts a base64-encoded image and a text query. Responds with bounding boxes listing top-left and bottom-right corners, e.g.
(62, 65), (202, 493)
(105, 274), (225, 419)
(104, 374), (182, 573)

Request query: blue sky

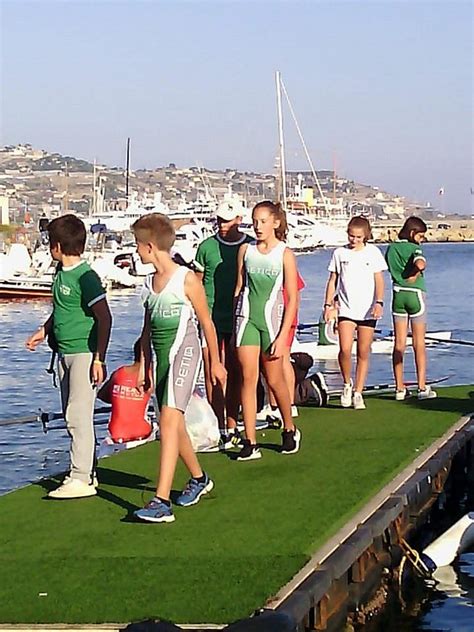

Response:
(1, 0), (472, 213)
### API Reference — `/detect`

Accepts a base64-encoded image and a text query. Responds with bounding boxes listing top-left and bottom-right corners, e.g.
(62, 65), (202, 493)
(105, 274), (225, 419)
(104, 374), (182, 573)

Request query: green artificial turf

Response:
(0, 386), (473, 625)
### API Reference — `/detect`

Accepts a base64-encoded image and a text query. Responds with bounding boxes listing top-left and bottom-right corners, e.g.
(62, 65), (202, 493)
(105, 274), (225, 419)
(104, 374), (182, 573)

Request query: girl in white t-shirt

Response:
(323, 216), (387, 410)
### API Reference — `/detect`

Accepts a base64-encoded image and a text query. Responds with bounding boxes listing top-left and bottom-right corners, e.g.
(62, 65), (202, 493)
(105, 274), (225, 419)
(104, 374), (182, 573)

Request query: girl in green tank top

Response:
(234, 201), (302, 461)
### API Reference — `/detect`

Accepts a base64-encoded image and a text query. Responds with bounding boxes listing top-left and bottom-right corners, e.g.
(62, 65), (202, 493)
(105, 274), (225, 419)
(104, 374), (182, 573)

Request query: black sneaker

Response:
(237, 440), (262, 461)
(281, 428), (301, 455)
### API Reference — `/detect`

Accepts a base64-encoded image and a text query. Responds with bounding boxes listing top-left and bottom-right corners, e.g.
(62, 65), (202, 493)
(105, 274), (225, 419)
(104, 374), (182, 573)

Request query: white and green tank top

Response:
(236, 240), (286, 340)
(143, 266), (197, 353)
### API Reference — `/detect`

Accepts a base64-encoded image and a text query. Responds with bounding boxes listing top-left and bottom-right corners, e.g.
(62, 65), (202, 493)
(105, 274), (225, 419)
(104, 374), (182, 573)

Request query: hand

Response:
(90, 361), (107, 388)
(26, 327), (45, 351)
(323, 306), (338, 323)
(268, 335), (286, 360)
(372, 303), (383, 319)
(210, 361), (227, 388)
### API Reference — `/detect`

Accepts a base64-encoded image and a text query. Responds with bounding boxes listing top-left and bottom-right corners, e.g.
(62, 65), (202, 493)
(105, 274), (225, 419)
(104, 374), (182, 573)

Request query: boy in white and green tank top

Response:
(133, 213), (226, 524)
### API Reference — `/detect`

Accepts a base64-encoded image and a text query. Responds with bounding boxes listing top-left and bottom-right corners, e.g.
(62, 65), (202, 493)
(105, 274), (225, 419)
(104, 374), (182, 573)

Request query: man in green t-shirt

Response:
(194, 202), (252, 448)
(26, 215), (112, 499)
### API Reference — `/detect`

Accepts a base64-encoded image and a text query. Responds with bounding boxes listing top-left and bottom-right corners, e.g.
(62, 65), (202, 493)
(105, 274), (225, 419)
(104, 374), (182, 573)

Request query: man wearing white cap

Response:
(194, 202), (252, 448)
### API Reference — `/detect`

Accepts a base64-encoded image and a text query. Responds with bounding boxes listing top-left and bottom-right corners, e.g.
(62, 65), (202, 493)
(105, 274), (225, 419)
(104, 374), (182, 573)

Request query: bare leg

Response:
(202, 346), (225, 431)
(338, 320), (356, 384)
(411, 320), (427, 390)
(236, 346), (260, 444)
(392, 317), (408, 391)
(263, 355), (294, 432)
(155, 406), (182, 500)
(223, 337), (240, 431)
(354, 326), (375, 392)
(267, 349), (293, 406)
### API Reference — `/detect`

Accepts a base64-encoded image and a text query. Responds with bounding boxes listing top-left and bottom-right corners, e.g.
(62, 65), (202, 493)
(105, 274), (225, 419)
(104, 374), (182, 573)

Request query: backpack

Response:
(294, 371), (329, 408)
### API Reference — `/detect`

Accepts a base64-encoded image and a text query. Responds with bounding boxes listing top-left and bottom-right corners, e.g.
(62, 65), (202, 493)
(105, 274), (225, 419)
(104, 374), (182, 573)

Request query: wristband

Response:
(93, 359), (105, 365)
(323, 303), (332, 308)
(375, 300), (384, 306)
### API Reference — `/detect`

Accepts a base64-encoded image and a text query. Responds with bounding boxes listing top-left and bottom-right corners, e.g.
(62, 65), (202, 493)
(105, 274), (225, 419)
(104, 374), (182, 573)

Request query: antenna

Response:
(275, 71), (287, 210)
(125, 137), (131, 205)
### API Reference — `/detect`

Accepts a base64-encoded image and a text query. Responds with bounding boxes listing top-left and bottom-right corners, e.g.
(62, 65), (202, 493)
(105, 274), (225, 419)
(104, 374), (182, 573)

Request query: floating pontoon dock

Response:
(0, 386), (473, 631)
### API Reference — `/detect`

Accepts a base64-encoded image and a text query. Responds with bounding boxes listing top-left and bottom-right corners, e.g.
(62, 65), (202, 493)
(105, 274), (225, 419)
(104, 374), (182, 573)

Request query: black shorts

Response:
(338, 316), (377, 329)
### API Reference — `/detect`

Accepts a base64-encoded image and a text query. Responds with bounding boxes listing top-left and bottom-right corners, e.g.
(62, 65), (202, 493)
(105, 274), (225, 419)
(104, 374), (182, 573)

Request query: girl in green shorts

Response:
(234, 201), (300, 461)
(385, 216), (437, 401)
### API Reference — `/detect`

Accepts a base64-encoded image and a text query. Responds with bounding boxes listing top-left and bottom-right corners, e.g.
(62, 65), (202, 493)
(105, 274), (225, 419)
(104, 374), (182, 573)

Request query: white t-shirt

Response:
(328, 244), (387, 320)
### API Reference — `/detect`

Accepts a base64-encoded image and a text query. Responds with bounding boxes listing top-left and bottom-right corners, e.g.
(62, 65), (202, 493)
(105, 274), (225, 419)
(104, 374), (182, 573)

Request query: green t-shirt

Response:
(53, 261), (107, 354)
(194, 233), (252, 333)
(385, 240), (426, 291)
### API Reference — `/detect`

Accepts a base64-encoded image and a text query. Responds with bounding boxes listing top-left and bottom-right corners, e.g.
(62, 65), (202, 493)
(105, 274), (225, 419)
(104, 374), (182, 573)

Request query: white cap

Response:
(216, 201), (244, 221)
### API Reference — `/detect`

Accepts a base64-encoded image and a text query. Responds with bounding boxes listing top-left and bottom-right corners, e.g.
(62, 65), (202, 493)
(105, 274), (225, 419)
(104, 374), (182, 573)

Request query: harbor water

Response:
(1, 241), (473, 630)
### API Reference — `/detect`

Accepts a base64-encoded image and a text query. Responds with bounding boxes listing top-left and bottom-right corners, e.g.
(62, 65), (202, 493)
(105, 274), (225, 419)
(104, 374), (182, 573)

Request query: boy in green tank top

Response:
(194, 202), (252, 449)
(26, 215), (112, 499)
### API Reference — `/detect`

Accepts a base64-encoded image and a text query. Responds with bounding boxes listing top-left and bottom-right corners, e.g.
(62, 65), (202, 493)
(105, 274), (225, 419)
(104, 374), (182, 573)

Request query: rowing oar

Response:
(0, 406), (112, 428)
(374, 329), (474, 347)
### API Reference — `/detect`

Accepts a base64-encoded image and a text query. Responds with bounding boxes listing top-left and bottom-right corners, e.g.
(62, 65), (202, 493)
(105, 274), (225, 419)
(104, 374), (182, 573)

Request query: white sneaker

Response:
(64, 473), (99, 487)
(256, 404), (272, 421)
(340, 381), (353, 408)
(417, 386), (437, 400)
(352, 392), (366, 410)
(48, 478), (97, 499)
(395, 388), (410, 401)
(291, 405), (298, 418)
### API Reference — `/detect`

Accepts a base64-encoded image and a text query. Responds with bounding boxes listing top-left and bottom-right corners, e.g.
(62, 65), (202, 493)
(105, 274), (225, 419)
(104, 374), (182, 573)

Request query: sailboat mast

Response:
(125, 137), (131, 205)
(275, 71), (287, 210)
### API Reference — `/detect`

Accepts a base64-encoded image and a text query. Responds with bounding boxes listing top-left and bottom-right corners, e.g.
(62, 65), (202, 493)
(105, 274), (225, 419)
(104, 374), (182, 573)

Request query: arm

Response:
(185, 272), (226, 387)
(371, 271), (385, 319)
(270, 249), (298, 358)
(233, 243), (247, 300)
(323, 272), (339, 323)
(26, 313), (53, 351)
(90, 299), (112, 386)
(138, 307), (152, 392)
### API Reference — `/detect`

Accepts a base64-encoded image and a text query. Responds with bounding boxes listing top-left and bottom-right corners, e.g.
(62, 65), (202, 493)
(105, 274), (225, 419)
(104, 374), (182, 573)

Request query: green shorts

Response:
(235, 316), (273, 353)
(392, 287), (426, 323)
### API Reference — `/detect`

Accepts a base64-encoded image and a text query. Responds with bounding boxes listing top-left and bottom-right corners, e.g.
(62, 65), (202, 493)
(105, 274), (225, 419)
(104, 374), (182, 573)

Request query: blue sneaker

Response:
(176, 473), (214, 507)
(134, 498), (175, 523)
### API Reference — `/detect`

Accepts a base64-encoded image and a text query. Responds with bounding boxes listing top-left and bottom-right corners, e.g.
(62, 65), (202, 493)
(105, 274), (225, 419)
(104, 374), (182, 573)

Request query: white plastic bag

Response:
(185, 387), (220, 452)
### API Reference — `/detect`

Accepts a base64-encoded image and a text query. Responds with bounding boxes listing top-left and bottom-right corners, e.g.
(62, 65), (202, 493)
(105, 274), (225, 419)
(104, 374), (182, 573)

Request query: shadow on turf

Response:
(378, 390), (474, 416)
(123, 611), (296, 630)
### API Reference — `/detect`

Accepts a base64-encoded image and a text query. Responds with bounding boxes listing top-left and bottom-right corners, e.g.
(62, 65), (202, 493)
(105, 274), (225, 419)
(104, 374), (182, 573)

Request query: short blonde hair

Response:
(132, 213), (175, 252)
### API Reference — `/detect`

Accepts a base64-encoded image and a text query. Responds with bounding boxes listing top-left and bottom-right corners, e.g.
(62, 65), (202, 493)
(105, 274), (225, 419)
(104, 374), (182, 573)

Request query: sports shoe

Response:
(395, 388), (410, 401)
(230, 429), (244, 448)
(48, 478), (97, 499)
(340, 381), (353, 408)
(417, 386), (438, 400)
(291, 405), (299, 418)
(219, 429), (244, 450)
(134, 498), (175, 523)
(281, 427), (302, 455)
(352, 392), (366, 410)
(64, 473), (99, 487)
(176, 473), (214, 507)
(237, 440), (262, 461)
(256, 403), (272, 421)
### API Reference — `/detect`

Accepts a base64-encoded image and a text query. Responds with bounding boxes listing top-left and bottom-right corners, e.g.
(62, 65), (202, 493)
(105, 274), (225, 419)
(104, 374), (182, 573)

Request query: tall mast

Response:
(125, 137), (131, 205)
(275, 71), (287, 210)
(91, 158), (96, 217)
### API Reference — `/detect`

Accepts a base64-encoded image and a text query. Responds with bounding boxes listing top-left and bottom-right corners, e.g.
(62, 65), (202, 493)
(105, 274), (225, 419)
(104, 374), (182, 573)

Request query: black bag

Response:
(294, 371), (329, 407)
